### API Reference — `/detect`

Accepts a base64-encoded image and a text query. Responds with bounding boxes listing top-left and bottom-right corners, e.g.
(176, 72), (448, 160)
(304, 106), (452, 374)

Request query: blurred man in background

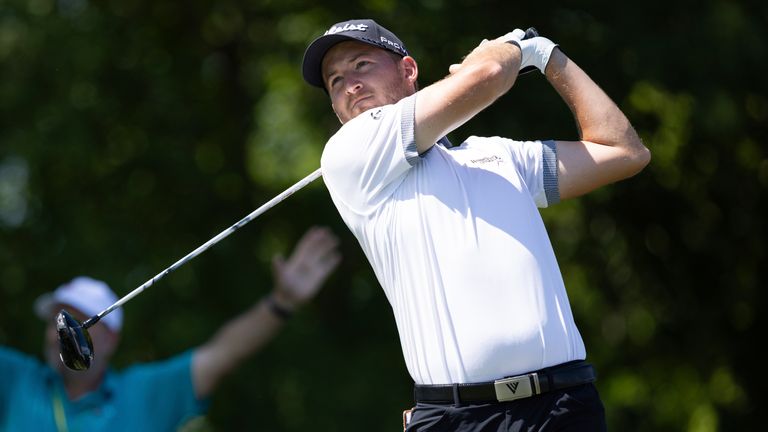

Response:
(0, 226), (341, 431)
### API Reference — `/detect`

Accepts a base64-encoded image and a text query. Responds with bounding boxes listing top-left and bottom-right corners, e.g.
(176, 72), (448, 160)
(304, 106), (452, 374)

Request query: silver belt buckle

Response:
(493, 373), (540, 402)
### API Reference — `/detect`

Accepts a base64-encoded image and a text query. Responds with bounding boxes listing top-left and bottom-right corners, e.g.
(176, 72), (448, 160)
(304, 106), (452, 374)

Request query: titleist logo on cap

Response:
(325, 23), (369, 35)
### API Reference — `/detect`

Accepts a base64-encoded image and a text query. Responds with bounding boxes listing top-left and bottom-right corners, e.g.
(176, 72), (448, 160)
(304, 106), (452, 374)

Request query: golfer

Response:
(0, 227), (340, 431)
(302, 19), (649, 431)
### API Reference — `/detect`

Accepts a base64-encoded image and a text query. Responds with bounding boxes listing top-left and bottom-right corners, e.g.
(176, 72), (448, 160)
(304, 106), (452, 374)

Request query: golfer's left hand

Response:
(518, 35), (558, 74)
(271, 226), (341, 310)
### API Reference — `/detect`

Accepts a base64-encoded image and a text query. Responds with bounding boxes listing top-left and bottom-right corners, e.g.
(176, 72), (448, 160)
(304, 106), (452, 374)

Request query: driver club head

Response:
(56, 309), (94, 371)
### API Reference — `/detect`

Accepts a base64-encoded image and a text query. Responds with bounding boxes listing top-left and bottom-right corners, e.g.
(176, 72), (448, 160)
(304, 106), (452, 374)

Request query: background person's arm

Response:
(191, 226), (341, 399)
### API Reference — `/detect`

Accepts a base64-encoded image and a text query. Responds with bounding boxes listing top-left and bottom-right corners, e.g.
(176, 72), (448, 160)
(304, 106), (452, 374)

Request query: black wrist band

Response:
(266, 295), (293, 320)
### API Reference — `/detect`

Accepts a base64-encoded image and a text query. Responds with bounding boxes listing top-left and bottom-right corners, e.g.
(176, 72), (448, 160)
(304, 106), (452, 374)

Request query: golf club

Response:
(57, 167), (322, 371)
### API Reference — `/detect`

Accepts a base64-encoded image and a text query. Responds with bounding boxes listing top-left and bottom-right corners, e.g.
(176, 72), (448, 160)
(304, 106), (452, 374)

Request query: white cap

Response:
(35, 276), (123, 332)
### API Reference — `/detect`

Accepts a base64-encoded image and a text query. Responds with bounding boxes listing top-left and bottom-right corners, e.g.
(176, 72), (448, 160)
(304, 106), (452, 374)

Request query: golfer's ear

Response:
(402, 56), (418, 86)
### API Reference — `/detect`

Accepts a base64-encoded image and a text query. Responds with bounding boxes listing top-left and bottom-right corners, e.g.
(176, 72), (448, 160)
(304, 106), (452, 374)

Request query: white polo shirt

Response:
(321, 94), (586, 385)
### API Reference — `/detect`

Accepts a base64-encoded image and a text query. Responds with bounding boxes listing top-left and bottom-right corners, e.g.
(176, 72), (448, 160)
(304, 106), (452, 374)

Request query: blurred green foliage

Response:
(1, 0), (766, 430)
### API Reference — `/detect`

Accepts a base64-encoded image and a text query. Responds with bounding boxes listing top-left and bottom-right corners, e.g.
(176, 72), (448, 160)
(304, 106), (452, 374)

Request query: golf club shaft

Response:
(82, 167), (323, 329)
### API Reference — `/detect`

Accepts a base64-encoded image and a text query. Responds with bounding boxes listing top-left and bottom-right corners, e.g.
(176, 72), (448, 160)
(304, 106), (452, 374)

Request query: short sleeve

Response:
(321, 94), (417, 214)
(118, 350), (209, 429)
(0, 346), (36, 414)
(541, 140), (560, 206)
(499, 138), (560, 207)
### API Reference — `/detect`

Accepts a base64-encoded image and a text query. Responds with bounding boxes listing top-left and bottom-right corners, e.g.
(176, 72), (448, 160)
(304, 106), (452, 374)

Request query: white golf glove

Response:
(518, 36), (558, 74)
(499, 28), (527, 48)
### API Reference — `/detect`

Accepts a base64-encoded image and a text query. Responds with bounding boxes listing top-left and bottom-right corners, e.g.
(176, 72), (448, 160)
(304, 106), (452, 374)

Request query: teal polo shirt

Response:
(0, 346), (209, 431)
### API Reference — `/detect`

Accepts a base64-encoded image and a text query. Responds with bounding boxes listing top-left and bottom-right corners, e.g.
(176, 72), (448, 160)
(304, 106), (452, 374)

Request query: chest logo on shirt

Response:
(470, 155), (504, 166)
(371, 109), (383, 120)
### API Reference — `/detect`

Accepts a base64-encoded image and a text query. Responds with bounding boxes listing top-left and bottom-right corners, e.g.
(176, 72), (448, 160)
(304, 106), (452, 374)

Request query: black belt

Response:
(414, 360), (596, 404)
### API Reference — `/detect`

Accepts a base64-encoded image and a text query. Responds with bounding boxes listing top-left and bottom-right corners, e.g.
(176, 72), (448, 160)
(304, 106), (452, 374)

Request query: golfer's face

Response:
(322, 41), (411, 123)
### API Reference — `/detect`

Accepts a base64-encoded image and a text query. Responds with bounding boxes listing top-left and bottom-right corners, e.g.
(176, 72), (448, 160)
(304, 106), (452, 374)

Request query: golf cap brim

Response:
(302, 19), (408, 89)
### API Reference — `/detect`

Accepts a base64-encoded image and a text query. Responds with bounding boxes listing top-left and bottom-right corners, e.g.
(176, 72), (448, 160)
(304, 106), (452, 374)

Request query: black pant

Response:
(405, 383), (607, 432)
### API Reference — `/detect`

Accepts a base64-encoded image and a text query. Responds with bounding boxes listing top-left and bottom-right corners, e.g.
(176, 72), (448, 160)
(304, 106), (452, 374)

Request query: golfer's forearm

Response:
(546, 49), (642, 154)
(459, 41), (521, 90)
(192, 299), (285, 398)
(415, 41), (520, 151)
